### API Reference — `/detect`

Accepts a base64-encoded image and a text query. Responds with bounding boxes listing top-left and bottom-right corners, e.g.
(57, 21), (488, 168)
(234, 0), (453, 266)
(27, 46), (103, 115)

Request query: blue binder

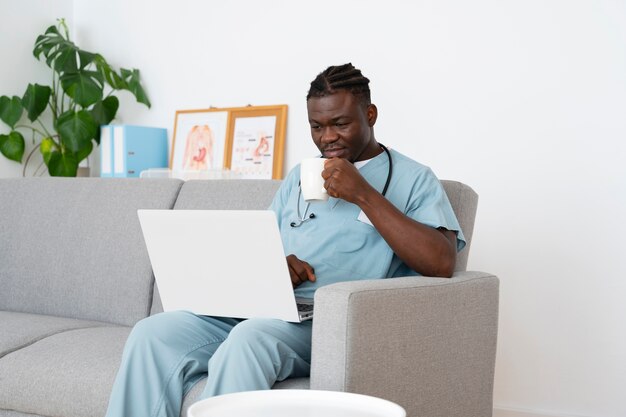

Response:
(100, 125), (168, 178)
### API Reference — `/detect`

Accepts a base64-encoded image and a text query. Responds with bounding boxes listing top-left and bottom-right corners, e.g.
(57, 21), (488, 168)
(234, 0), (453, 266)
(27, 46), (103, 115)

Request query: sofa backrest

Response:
(0, 178), (183, 326)
(172, 179), (283, 210)
(0, 178), (476, 323)
(440, 180), (479, 272)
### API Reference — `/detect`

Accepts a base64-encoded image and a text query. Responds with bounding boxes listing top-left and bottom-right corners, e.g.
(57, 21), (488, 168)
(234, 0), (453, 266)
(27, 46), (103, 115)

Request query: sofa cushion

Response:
(0, 326), (131, 417)
(0, 178), (183, 326)
(172, 179), (281, 210)
(0, 311), (108, 359)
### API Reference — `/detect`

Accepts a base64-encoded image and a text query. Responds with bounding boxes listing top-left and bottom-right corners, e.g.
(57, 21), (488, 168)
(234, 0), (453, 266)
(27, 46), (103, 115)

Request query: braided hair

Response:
(307, 63), (371, 106)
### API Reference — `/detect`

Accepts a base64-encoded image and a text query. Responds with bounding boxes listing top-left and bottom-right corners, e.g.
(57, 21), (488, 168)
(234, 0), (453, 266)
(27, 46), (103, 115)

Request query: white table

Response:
(187, 389), (406, 417)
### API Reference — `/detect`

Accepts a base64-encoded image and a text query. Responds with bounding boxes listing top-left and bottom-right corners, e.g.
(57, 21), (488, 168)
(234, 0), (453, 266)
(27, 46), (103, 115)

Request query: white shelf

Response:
(139, 168), (241, 180)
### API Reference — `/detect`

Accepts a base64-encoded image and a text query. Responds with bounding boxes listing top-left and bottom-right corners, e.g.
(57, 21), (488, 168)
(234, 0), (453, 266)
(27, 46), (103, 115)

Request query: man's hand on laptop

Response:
(286, 254), (316, 288)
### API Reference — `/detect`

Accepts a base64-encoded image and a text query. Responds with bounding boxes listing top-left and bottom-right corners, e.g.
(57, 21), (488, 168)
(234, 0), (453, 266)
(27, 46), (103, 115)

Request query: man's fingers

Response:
(287, 255), (316, 287)
(302, 261), (316, 282)
(288, 264), (304, 287)
(293, 261), (316, 283)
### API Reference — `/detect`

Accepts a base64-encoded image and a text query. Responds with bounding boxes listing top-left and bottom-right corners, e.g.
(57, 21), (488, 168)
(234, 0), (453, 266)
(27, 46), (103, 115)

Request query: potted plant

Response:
(0, 19), (150, 176)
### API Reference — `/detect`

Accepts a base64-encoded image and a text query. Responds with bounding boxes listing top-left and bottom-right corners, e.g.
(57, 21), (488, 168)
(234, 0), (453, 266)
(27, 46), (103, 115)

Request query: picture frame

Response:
(224, 105), (287, 179)
(170, 108), (229, 173)
(171, 105), (287, 179)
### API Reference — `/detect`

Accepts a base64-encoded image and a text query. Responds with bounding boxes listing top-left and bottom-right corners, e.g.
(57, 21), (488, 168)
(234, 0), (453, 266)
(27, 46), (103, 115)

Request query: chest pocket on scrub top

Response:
(328, 218), (391, 279)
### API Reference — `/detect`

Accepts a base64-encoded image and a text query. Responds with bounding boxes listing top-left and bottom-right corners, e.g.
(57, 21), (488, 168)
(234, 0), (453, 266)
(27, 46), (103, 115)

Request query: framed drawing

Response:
(170, 109), (229, 172)
(171, 105), (287, 179)
(224, 105), (287, 179)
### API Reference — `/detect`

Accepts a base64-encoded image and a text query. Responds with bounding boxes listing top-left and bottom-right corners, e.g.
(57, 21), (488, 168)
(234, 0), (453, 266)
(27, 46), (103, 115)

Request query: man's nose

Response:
(320, 126), (338, 143)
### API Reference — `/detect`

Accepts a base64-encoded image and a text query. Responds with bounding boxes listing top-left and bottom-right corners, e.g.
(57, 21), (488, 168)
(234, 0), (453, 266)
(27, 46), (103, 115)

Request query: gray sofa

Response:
(0, 178), (498, 417)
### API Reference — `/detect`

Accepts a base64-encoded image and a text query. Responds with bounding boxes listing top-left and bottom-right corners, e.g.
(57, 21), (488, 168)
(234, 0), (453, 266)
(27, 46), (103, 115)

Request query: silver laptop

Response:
(137, 209), (313, 323)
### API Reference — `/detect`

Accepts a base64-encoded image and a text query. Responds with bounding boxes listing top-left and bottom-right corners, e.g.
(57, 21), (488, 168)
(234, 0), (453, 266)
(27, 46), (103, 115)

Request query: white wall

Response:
(0, 0), (74, 177)
(5, 1), (626, 416)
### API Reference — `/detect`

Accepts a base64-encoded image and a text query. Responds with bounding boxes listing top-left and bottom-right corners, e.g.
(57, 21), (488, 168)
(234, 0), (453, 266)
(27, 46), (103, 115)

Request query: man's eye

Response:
(311, 125), (321, 130)
(336, 122), (348, 127)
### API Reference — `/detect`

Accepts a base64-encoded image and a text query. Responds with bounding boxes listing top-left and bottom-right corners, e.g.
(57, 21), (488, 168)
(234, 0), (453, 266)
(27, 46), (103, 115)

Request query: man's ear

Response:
(367, 104), (378, 127)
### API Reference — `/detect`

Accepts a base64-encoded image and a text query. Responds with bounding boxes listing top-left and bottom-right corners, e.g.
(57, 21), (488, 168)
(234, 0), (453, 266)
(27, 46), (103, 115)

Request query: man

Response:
(105, 63), (465, 417)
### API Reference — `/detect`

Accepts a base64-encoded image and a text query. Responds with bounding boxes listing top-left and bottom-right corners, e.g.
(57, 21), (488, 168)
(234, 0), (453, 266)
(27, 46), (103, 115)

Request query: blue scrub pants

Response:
(105, 311), (313, 417)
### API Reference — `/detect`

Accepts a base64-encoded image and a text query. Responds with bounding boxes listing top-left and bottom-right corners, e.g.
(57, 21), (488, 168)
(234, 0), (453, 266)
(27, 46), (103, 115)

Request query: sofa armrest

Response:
(310, 271), (499, 417)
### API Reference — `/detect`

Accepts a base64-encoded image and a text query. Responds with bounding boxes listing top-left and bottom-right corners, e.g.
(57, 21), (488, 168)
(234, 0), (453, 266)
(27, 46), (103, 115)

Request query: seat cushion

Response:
(0, 326), (131, 417)
(0, 311), (108, 359)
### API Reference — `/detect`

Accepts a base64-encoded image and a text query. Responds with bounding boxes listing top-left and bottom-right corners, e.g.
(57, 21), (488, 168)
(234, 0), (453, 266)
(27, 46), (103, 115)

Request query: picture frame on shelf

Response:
(171, 105), (287, 179)
(225, 105), (287, 180)
(170, 108), (229, 173)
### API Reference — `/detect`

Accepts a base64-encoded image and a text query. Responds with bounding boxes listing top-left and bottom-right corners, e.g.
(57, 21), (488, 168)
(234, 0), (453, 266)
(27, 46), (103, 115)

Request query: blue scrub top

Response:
(270, 148), (466, 299)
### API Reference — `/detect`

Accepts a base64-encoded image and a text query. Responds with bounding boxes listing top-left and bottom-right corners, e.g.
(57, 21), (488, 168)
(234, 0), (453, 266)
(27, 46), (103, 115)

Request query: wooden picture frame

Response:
(170, 108), (229, 173)
(224, 105), (287, 179)
(171, 105), (287, 179)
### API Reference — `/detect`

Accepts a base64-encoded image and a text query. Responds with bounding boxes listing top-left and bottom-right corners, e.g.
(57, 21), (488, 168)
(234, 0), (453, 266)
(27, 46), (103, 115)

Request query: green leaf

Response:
(91, 96), (119, 126)
(0, 96), (24, 128)
(56, 110), (98, 152)
(0, 131), (25, 162)
(120, 68), (151, 107)
(52, 44), (79, 73)
(33, 25), (63, 59)
(33, 26), (78, 74)
(60, 70), (103, 107)
(22, 84), (51, 122)
(46, 150), (78, 177)
(95, 55), (127, 90)
(90, 96), (119, 144)
(39, 137), (56, 165)
(45, 24), (61, 36)
(76, 139), (93, 163)
(77, 50), (96, 70)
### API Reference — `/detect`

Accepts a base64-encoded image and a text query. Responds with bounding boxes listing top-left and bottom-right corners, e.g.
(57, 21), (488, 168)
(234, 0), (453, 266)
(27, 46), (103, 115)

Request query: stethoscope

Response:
(290, 143), (393, 227)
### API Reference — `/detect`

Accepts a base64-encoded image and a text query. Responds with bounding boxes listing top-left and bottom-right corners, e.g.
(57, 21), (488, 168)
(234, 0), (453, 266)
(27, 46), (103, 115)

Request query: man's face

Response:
(307, 90), (378, 162)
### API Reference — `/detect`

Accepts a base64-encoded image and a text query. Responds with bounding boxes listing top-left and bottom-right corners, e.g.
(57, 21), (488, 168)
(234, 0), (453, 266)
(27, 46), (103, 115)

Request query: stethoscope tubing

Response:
(290, 143), (392, 228)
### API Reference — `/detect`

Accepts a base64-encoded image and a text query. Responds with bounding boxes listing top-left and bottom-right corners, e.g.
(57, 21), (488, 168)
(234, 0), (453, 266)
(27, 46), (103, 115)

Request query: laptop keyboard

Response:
(297, 303), (314, 312)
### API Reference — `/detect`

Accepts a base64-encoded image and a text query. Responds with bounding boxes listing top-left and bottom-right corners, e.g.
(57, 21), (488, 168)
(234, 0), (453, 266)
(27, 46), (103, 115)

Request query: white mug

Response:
(300, 157), (328, 201)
